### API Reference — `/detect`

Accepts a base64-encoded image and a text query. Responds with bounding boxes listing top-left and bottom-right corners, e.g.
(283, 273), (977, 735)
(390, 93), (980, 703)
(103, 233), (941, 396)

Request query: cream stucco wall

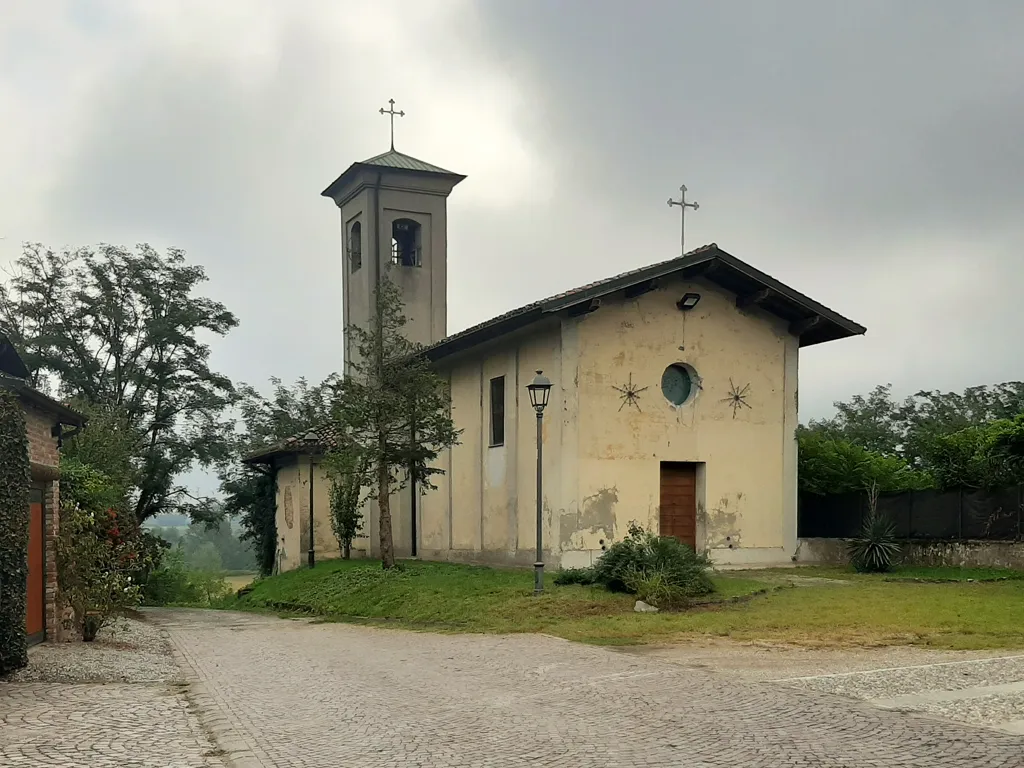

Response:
(417, 274), (798, 568)
(272, 455), (369, 573)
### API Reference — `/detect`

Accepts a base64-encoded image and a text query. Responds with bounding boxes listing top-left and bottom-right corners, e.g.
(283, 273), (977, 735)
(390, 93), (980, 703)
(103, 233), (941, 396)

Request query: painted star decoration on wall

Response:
(722, 378), (752, 418)
(612, 373), (648, 412)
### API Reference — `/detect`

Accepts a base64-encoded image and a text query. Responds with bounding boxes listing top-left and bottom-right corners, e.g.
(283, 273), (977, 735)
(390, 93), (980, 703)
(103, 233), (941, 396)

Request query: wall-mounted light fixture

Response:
(677, 292), (701, 311)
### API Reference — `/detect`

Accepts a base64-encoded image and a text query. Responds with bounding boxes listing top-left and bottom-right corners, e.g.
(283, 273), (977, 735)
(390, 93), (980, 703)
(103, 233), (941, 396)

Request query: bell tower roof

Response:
(321, 149), (465, 200)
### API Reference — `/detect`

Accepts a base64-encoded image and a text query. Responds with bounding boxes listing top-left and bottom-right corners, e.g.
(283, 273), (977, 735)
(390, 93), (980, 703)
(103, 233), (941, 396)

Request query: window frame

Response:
(349, 220), (362, 272)
(489, 375), (505, 447)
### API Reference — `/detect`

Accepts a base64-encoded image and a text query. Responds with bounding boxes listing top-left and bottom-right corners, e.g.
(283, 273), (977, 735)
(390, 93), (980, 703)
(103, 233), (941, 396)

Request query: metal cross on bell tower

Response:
(379, 98), (405, 151)
(667, 184), (699, 255)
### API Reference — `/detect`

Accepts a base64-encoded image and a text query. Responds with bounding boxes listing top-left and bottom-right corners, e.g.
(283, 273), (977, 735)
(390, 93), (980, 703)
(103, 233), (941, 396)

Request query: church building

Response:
(246, 141), (865, 573)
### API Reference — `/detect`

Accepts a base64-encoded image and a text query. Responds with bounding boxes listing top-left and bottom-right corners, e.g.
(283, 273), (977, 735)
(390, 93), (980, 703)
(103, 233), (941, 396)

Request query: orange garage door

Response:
(26, 489), (44, 644)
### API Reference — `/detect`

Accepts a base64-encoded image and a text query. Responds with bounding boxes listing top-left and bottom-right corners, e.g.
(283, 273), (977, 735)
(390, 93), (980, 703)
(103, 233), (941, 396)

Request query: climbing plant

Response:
(0, 391), (30, 675)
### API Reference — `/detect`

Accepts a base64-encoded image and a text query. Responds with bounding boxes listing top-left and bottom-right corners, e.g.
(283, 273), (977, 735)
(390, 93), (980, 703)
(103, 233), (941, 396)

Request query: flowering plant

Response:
(56, 463), (151, 641)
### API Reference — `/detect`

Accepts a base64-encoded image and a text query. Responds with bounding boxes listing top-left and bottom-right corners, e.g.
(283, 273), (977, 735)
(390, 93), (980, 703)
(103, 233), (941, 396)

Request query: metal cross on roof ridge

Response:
(667, 183), (699, 256)
(379, 98), (405, 151)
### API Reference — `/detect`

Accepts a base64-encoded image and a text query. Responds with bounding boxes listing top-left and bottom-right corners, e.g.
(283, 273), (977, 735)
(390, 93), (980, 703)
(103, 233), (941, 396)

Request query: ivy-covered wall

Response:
(0, 390), (31, 675)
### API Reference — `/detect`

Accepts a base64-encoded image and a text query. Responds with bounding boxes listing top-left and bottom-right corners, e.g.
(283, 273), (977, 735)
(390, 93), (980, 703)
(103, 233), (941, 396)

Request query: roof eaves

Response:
(321, 154), (466, 199)
(423, 243), (866, 361)
(710, 251), (867, 339)
(0, 377), (87, 426)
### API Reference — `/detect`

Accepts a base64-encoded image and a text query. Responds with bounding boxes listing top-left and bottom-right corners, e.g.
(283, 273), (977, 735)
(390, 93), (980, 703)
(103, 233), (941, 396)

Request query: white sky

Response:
(3, 1), (1023, 495)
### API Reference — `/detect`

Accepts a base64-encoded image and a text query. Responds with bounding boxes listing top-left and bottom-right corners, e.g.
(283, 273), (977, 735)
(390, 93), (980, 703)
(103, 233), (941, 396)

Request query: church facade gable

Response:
(416, 272), (799, 568)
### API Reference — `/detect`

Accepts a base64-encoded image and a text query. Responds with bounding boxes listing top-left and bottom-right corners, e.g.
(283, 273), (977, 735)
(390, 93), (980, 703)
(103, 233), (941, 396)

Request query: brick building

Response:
(1, 336), (85, 644)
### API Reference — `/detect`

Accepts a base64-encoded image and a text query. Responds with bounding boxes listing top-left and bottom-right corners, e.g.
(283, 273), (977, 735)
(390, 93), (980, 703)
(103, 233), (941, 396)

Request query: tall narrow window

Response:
(489, 375), (505, 446)
(391, 218), (421, 266)
(349, 221), (362, 272)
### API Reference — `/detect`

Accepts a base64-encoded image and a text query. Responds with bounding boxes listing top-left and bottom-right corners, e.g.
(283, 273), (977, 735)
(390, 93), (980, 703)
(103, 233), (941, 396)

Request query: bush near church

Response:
(56, 459), (149, 641)
(555, 523), (715, 609)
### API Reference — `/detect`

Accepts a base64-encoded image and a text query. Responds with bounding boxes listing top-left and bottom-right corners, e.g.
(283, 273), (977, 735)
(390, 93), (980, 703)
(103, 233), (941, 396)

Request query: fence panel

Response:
(877, 493), (912, 538)
(962, 488), (1019, 539)
(799, 484), (1023, 541)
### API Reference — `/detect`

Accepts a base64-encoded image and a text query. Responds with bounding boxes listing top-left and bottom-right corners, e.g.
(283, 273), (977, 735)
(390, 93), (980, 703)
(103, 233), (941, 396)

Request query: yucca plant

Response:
(847, 484), (900, 573)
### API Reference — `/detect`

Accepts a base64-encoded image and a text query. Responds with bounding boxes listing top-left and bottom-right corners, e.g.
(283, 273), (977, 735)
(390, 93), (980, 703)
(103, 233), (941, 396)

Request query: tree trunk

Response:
(377, 457), (396, 569)
(343, 541), (351, 560)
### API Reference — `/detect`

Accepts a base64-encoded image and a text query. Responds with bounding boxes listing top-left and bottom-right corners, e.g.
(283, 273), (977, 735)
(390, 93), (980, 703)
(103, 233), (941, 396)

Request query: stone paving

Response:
(0, 618), (222, 767)
(774, 655), (1024, 734)
(152, 609), (1024, 767)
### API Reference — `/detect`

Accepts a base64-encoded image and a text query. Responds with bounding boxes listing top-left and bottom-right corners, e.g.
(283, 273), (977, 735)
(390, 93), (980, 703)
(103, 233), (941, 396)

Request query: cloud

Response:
(2, 0), (1023, 471)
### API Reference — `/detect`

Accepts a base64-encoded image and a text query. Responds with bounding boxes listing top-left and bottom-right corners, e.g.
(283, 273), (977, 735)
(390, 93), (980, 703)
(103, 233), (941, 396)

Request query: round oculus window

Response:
(661, 364), (696, 406)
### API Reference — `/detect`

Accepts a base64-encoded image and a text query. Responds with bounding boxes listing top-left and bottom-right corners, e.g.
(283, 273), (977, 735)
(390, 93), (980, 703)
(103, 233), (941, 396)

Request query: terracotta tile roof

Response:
(242, 422), (346, 464)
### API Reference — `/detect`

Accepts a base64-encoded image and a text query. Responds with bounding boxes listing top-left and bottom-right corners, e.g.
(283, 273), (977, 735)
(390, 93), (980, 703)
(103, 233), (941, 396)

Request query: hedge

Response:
(0, 390), (30, 675)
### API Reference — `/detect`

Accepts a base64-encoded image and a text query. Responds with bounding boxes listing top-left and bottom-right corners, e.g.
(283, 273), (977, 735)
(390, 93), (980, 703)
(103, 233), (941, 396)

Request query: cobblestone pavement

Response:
(774, 655), (1024, 735)
(0, 618), (223, 767)
(152, 609), (1024, 768)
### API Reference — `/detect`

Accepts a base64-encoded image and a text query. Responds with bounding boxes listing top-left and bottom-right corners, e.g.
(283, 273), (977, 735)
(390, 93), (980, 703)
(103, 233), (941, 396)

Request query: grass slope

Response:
(230, 560), (1024, 649)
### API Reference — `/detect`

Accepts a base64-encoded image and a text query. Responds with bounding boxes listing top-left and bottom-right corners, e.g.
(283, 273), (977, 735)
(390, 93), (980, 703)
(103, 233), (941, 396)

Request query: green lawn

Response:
(229, 560), (1024, 650)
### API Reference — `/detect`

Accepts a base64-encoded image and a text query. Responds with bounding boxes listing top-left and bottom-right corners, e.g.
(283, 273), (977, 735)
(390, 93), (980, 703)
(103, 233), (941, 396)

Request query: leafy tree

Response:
(0, 243), (238, 523)
(325, 439), (368, 559)
(992, 413), (1024, 470)
(60, 403), (140, 504)
(803, 381), (1024, 493)
(807, 384), (905, 457)
(797, 430), (933, 495)
(333, 275), (459, 569)
(221, 470), (276, 576)
(915, 416), (1024, 490)
(220, 376), (339, 575)
(171, 518), (255, 572)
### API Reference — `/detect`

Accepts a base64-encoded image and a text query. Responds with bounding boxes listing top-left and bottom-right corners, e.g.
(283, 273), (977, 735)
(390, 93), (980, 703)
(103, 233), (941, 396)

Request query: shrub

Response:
(623, 569), (692, 609)
(848, 512), (901, 573)
(143, 548), (231, 607)
(142, 549), (201, 605)
(553, 567), (598, 586)
(57, 503), (148, 641)
(593, 523), (714, 606)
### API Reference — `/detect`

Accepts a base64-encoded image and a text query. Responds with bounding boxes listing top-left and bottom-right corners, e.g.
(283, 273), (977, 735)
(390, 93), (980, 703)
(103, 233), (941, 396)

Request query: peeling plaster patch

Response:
(560, 487), (618, 550)
(299, 511), (309, 550)
(707, 494), (741, 548)
(283, 486), (294, 529)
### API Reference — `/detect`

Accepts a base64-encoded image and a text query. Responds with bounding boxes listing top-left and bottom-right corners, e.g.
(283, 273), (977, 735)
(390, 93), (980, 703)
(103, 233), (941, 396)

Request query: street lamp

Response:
(526, 370), (552, 595)
(303, 430), (319, 568)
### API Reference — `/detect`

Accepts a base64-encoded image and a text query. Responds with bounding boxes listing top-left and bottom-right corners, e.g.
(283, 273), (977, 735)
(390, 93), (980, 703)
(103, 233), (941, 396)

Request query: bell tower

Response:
(321, 105), (465, 371)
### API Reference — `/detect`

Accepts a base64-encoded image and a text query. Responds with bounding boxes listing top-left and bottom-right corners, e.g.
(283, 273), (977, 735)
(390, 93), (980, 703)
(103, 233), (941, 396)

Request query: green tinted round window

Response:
(661, 364), (695, 406)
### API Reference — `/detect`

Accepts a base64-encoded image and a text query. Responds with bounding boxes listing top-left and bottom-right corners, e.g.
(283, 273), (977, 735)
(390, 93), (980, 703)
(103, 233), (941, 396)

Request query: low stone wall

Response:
(797, 537), (1024, 569)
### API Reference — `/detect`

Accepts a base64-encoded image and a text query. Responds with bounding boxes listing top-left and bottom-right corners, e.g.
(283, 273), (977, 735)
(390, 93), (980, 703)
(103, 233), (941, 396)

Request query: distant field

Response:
(224, 573), (257, 591)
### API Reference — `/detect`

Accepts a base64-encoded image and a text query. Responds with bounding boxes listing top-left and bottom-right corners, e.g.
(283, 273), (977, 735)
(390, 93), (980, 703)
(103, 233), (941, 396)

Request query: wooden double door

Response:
(26, 488), (45, 644)
(659, 462), (697, 550)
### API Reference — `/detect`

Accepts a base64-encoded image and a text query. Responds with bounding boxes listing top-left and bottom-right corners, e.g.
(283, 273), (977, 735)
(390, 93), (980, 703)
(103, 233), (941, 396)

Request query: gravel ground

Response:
(6, 615), (182, 684)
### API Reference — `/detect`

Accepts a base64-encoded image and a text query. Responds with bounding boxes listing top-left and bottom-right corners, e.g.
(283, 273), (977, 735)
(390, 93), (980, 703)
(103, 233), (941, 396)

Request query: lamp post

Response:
(303, 430), (319, 569)
(526, 370), (552, 595)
